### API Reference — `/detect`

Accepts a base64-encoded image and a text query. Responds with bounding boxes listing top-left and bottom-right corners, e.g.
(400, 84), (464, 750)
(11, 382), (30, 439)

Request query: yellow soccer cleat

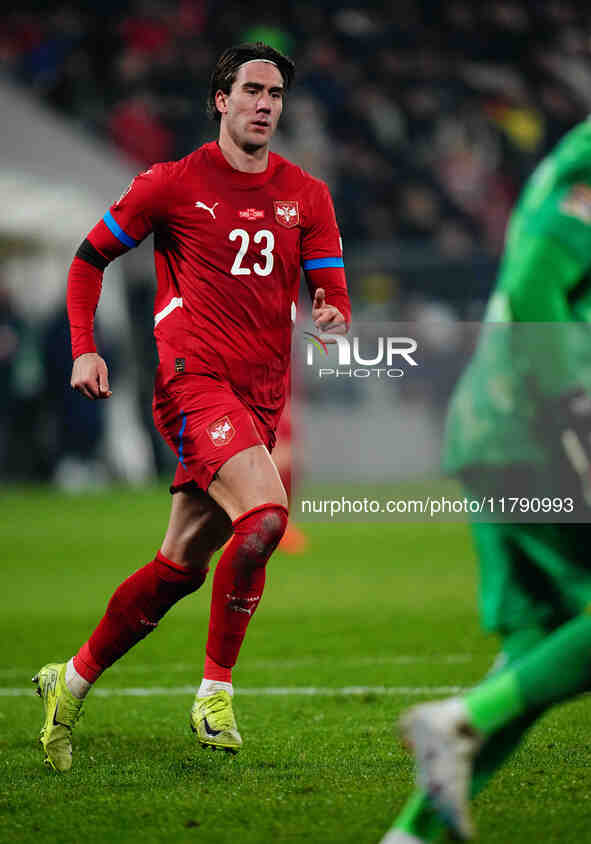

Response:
(32, 663), (84, 772)
(190, 690), (242, 754)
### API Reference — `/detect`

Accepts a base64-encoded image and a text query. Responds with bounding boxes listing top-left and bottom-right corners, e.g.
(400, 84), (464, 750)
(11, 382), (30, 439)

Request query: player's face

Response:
(217, 61), (284, 151)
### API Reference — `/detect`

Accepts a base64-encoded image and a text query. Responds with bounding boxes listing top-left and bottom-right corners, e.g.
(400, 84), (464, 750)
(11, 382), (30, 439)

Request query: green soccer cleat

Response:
(32, 663), (84, 772)
(190, 690), (242, 753)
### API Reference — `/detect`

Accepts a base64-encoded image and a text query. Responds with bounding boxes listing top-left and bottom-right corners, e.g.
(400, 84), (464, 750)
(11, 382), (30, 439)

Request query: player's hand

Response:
(312, 288), (348, 336)
(71, 352), (112, 400)
(542, 388), (591, 507)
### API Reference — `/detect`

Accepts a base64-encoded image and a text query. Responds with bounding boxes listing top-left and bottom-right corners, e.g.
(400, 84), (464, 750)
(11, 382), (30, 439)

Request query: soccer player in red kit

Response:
(33, 42), (350, 770)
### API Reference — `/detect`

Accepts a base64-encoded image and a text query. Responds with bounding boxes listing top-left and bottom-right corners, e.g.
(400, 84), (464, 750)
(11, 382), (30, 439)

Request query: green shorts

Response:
(472, 522), (591, 636)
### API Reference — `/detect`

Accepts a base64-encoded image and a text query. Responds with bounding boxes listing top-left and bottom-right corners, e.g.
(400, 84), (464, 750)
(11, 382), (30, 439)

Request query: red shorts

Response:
(153, 367), (275, 492)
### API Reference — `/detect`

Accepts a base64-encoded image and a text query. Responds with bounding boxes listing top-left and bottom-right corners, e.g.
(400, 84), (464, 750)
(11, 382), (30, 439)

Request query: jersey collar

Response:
(206, 141), (275, 188)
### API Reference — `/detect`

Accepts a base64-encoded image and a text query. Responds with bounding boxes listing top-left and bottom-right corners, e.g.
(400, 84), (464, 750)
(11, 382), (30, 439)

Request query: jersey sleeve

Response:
(501, 234), (580, 322)
(301, 180), (351, 325)
(102, 164), (169, 250)
(300, 179), (343, 267)
(501, 180), (591, 322)
(67, 257), (103, 358)
(522, 182), (591, 270)
(67, 164), (169, 359)
(498, 233), (586, 397)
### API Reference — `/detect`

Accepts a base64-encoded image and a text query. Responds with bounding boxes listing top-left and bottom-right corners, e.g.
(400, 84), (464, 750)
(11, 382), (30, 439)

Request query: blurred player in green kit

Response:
(382, 120), (591, 843)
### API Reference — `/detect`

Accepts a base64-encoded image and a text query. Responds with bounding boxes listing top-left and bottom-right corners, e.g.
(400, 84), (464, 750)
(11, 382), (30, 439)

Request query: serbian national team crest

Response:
(274, 200), (300, 228)
(206, 416), (235, 447)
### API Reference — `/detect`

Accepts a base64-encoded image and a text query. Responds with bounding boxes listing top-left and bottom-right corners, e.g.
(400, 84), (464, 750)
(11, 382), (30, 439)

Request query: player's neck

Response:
(217, 129), (269, 173)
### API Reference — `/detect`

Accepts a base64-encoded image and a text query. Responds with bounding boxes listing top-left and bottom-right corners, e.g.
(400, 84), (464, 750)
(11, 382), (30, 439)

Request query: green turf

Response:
(2, 485), (590, 843)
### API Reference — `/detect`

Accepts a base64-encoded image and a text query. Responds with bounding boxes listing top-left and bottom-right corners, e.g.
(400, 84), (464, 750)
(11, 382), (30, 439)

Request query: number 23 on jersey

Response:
(229, 228), (275, 277)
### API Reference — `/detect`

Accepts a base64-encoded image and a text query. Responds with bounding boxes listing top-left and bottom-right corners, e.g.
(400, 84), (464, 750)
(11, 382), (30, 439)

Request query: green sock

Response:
(467, 614), (591, 734)
(470, 627), (547, 798)
(394, 789), (447, 842)
(470, 709), (541, 797)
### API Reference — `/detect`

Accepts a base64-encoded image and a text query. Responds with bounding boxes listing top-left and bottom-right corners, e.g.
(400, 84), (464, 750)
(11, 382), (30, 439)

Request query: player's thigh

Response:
(161, 486), (232, 568)
(208, 444), (288, 522)
(471, 521), (588, 635)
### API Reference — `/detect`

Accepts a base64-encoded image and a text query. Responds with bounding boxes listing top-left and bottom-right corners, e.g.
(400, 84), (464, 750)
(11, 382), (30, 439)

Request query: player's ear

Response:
(215, 89), (228, 116)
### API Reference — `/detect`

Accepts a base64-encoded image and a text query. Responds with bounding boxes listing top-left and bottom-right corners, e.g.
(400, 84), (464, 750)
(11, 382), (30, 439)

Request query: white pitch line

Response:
(0, 655), (475, 678)
(0, 685), (465, 698)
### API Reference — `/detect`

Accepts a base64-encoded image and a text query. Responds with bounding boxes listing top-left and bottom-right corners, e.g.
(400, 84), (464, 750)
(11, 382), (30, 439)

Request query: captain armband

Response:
(75, 239), (110, 271)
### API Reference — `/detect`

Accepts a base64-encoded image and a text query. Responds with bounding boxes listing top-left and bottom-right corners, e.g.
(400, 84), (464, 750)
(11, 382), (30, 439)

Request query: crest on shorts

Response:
(274, 200), (299, 228)
(206, 416), (235, 447)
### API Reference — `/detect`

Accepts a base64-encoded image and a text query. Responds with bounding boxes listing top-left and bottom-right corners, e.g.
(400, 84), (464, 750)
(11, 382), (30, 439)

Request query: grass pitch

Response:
(2, 485), (591, 843)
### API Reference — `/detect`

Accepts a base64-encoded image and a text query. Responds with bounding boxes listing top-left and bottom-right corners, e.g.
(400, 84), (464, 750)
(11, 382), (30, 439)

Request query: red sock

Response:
(204, 653), (232, 682)
(205, 504), (288, 675)
(74, 551), (207, 683)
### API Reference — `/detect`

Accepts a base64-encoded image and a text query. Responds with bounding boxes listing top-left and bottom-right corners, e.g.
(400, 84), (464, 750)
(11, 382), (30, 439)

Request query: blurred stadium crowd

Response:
(4, 1), (589, 263)
(1, 0), (590, 483)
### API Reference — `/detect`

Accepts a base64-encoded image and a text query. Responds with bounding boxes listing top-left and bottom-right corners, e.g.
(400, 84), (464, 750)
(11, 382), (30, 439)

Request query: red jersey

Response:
(68, 141), (350, 430)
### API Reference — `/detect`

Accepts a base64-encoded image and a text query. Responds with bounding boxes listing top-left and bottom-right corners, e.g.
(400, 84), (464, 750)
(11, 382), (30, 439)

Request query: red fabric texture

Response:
(74, 641), (104, 683)
(154, 370), (273, 492)
(203, 653), (232, 683)
(205, 505), (288, 670)
(66, 141), (351, 429)
(67, 220), (131, 359)
(73, 552), (207, 683)
(66, 257), (103, 359)
(105, 144), (347, 421)
(87, 218), (132, 263)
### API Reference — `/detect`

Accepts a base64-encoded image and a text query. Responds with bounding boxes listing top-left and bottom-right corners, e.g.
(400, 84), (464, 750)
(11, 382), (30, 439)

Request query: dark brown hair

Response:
(207, 42), (295, 121)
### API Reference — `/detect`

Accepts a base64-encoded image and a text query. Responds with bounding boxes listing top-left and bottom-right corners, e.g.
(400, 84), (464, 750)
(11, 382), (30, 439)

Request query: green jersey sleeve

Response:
(522, 182), (591, 268)
(497, 235), (579, 323)
(499, 182), (591, 323)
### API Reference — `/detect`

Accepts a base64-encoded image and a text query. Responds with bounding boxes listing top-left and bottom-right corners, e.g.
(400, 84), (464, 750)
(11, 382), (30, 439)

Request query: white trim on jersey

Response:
(154, 296), (183, 327)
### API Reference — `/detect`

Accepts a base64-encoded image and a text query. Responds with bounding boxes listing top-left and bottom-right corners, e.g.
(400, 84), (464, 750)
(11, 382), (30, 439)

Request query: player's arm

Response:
(495, 182), (591, 399)
(503, 183), (591, 494)
(68, 168), (165, 399)
(503, 181), (591, 321)
(501, 234), (582, 322)
(301, 180), (351, 335)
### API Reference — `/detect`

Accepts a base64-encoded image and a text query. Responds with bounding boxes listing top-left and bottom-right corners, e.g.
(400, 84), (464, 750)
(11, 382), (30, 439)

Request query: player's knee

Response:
(257, 507), (289, 551)
(163, 508), (232, 568)
(161, 535), (207, 570)
(234, 505), (288, 567)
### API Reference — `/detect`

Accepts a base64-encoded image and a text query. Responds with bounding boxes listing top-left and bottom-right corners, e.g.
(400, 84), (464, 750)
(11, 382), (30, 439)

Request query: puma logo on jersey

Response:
(195, 201), (219, 219)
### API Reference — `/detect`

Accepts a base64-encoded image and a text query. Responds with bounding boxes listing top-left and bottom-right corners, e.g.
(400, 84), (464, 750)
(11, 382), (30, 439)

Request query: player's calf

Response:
(70, 551), (209, 693)
(206, 503), (288, 670)
(194, 505), (288, 750)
